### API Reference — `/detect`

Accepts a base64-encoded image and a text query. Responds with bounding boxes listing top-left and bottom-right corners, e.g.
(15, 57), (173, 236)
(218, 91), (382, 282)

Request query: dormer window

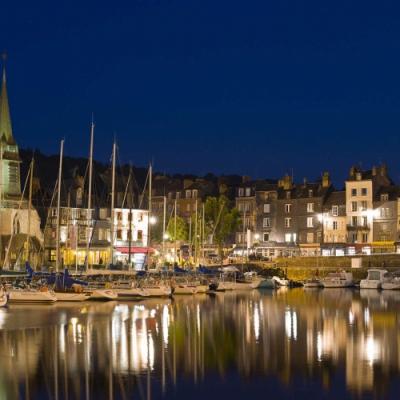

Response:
(185, 190), (191, 199)
(192, 189), (198, 198)
(381, 194), (389, 202)
(238, 188), (244, 197)
(286, 191), (291, 199)
(308, 189), (313, 198)
(245, 188), (251, 197)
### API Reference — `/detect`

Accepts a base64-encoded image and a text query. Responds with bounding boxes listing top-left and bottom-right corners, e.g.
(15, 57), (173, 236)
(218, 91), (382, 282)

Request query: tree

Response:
(204, 196), (240, 262)
(166, 215), (188, 242)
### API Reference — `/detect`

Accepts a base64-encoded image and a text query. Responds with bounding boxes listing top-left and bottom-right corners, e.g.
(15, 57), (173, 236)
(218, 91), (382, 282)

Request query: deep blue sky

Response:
(2, 0), (400, 186)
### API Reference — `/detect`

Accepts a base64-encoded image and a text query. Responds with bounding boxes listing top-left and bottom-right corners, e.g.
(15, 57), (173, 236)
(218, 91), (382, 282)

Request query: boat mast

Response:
(55, 139), (64, 273)
(174, 198), (177, 265)
(26, 157), (34, 265)
(85, 120), (94, 270)
(110, 140), (116, 266)
(147, 163), (152, 247)
(162, 195), (166, 258)
(128, 167), (133, 267)
(202, 203), (205, 264)
(194, 199), (198, 265)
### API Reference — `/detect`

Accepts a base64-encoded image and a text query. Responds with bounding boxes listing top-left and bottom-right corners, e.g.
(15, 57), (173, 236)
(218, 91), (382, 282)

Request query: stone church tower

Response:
(0, 66), (43, 268)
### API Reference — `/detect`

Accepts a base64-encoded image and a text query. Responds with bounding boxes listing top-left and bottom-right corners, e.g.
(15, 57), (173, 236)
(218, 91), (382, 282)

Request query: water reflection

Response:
(0, 290), (400, 399)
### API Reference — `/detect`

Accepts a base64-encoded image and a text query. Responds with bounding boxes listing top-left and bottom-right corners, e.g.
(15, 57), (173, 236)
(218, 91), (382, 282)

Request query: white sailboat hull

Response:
(174, 285), (198, 295)
(217, 282), (235, 291)
(8, 290), (57, 304)
(114, 288), (150, 300)
(143, 286), (172, 297)
(55, 292), (90, 302)
(88, 289), (118, 301)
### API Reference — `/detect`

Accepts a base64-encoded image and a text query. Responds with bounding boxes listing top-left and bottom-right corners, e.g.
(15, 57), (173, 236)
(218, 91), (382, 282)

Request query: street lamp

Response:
(149, 216), (157, 225)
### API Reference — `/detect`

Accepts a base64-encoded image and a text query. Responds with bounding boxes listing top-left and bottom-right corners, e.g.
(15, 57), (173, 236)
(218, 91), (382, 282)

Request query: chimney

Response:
(349, 166), (356, 179)
(242, 175), (251, 183)
(372, 166), (377, 176)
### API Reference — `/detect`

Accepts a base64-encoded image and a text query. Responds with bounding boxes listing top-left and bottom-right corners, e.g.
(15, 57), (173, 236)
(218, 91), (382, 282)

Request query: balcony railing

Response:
(347, 224), (371, 231)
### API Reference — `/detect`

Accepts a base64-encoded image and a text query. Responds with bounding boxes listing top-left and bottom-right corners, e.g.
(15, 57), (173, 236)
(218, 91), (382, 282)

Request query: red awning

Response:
(115, 247), (154, 254)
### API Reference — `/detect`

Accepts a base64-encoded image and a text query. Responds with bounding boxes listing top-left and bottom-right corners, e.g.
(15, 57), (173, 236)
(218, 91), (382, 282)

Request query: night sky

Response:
(3, 0), (400, 186)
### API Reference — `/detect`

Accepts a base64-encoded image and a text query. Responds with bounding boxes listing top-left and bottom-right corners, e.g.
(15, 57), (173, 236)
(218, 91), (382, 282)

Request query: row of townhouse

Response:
(42, 174), (149, 269)
(235, 165), (400, 258)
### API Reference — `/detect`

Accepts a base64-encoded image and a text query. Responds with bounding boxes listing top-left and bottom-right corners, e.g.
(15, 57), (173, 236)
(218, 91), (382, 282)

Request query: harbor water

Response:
(1, 288), (400, 399)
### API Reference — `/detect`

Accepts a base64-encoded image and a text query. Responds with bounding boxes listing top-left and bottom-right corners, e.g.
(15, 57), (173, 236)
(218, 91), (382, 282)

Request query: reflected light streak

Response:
(253, 304), (260, 342)
(349, 311), (355, 325)
(364, 308), (370, 326)
(317, 332), (323, 362)
(364, 336), (380, 366)
(285, 309), (298, 341)
(162, 305), (169, 347)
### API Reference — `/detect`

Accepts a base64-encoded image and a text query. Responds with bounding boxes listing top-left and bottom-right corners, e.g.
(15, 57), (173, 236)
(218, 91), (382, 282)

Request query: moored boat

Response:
(113, 287), (150, 300)
(142, 284), (172, 297)
(87, 288), (119, 301)
(322, 271), (354, 288)
(304, 278), (323, 289)
(173, 284), (198, 295)
(8, 287), (57, 304)
(360, 269), (388, 289)
(381, 271), (400, 290)
(54, 291), (90, 302)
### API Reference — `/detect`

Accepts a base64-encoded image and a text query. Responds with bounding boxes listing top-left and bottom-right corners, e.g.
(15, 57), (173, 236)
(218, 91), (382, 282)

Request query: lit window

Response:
(238, 188), (244, 197)
(185, 190), (191, 199)
(245, 188), (251, 197)
(307, 203), (314, 213)
(285, 218), (291, 228)
(332, 206), (338, 216)
(307, 217), (313, 228)
(263, 218), (271, 228)
(263, 203), (271, 213)
(285, 204), (292, 213)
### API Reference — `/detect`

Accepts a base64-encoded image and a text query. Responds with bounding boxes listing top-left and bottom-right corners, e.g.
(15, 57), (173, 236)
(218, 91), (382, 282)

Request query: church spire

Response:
(0, 54), (14, 144)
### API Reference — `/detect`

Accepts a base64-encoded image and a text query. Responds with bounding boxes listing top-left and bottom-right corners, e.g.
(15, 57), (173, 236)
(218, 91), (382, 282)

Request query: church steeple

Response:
(0, 62), (14, 144)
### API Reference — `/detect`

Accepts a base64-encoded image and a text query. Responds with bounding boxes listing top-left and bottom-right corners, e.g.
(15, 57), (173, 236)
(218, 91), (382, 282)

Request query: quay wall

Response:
(250, 254), (400, 281)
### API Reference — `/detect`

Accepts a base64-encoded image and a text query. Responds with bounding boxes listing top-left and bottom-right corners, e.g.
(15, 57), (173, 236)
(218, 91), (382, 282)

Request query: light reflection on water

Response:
(0, 289), (400, 399)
